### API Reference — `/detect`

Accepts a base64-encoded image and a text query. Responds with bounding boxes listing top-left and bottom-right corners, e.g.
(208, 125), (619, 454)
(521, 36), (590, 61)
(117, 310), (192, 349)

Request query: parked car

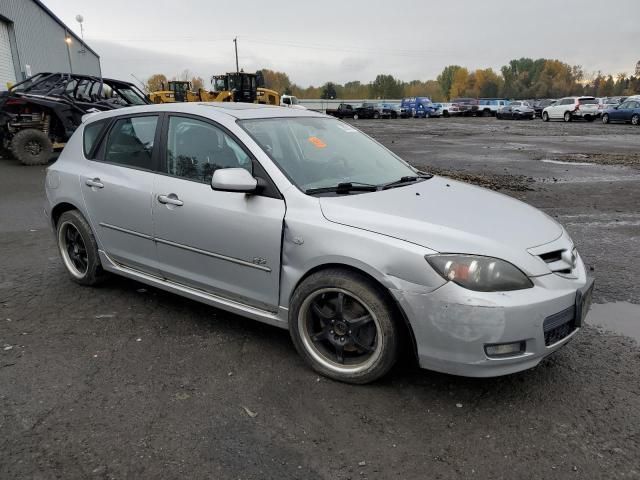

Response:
(378, 102), (404, 119)
(451, 98), (479, 116)
(438, 102), (462, 117)
(601, 99), (640, 125)
(0, 72), (150, 165)
(477, 99), (509, 117)
(325, 103), (356, 119)
(533, 99), (556, 117)
(45, 103), (593, 384)
(353, 102), (381, 119)
(595, 97), (624, 117)
(496, 101), (535, 120)
(400, 97), (439, 118)
(542, 96), (599, 122)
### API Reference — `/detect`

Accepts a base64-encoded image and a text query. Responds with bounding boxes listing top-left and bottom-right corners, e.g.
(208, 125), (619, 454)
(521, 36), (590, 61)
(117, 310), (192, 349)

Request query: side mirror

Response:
(211, 168), (257, 193)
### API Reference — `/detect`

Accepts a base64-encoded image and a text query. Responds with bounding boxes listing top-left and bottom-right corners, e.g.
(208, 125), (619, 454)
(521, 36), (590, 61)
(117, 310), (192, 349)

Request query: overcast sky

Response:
(43, 0), (639, 87)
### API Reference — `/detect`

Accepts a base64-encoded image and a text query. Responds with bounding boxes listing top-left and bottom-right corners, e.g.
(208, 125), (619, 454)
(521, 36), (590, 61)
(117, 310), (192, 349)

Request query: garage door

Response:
(0, 21), (16, 91)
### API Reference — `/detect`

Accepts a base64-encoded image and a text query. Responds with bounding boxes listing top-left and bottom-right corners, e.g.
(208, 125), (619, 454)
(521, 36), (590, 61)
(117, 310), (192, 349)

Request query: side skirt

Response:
(98, 250), (289, 329)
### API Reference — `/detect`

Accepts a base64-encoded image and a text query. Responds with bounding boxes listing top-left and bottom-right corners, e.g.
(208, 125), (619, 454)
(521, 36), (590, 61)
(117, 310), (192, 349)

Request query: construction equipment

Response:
(148, 72), (280, 106)
(148, 80), (200, 103)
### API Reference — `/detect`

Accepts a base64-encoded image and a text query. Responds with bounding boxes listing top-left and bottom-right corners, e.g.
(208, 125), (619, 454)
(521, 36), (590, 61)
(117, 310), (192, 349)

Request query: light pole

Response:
(76, 15), (86, 54)
(64, 32), (73, 73)
(233, 37), (239, 73)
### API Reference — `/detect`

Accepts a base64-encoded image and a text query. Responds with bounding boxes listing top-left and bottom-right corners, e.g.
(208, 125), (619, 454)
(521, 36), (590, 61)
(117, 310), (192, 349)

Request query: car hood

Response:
(319, 176), (563, 276)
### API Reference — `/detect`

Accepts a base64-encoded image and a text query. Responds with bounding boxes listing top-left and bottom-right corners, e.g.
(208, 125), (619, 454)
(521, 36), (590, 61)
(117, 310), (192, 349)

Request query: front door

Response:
(81, 114), (161, 273)
(152, 115), (285, 310)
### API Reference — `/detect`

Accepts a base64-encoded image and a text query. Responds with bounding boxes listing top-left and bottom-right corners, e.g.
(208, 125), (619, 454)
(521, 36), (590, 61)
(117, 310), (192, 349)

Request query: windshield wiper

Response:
(381, 174), (432, 190)
(305, 182), (378, 195)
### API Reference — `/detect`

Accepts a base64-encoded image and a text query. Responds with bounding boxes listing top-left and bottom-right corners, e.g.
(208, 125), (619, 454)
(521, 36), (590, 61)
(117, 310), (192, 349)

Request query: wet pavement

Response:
(1, 117), (640, 479)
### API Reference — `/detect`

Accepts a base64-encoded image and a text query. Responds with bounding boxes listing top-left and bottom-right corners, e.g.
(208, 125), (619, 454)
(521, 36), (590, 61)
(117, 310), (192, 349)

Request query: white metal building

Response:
(0, 0), (101, 89)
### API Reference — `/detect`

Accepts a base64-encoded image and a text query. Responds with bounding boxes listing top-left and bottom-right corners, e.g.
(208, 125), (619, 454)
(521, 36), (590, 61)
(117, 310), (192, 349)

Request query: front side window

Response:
(165, 116), (251, 184)
(103, 116), (158, 169)
(239, 117), (416, 193)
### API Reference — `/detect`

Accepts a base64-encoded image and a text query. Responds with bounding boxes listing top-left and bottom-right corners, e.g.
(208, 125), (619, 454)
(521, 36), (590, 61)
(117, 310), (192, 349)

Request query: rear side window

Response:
(103, 116), (158, 170)
(83, 120), (107, 158)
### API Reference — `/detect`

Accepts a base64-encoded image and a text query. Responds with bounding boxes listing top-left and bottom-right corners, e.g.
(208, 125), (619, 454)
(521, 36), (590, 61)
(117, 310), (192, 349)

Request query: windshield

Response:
(112, 85), (148, 105)
(239, 117), (417, 193)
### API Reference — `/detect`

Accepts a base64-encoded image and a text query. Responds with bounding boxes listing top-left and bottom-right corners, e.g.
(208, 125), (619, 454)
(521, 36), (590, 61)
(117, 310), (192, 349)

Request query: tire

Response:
(632, 114), (640, 126)
(56, 210), (105, 286)
(585, 116), (595, 122)
(563, 111), (572, 122)
(542, 111), (550, 122)
(11, 129), (53, 166)
(353, 114), (359, 120)
(443, 110), (449, 118)
(496, 113), (502, 119)
(373, 112), (380, 119)
(289, 269), (399, 384)
(602, 114), (610, 124)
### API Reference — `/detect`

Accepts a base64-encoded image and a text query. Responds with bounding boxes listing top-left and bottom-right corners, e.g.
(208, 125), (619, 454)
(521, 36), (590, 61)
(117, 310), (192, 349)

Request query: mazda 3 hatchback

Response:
(45, 103), (594, 384)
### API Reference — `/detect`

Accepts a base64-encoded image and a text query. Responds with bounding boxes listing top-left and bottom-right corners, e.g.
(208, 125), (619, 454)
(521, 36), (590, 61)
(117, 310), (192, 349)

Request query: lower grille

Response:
(543, 305), (576, 346)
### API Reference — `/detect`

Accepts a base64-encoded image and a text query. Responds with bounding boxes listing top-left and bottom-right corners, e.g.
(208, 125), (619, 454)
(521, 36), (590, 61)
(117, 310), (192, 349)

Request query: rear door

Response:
(151, 114), (285, 310)
(81, 114), (161, 273)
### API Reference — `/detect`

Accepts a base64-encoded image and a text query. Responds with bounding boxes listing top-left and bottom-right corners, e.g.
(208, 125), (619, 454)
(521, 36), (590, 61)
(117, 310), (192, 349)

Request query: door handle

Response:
(158, 194), (184, 207)
(85, 178), (104, 189)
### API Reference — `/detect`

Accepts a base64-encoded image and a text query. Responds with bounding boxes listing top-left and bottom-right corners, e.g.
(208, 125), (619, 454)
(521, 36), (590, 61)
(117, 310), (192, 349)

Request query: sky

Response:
(43, 0), (640, 87)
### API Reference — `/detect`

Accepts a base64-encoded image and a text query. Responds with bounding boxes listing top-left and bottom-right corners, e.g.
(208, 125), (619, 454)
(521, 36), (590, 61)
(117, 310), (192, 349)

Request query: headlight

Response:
(425, 255), (533, 292)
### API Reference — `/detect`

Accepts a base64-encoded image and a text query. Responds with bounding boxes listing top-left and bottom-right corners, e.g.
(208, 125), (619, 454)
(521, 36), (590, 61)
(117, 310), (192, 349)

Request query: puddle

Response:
(540, 159), (593, 166)
(587, 302), (640, 342)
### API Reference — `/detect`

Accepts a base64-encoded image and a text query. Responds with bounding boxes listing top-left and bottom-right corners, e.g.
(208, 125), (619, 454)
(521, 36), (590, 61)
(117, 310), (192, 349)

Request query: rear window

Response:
(579, 98), (597, 105)
(83, 120), (107, 158)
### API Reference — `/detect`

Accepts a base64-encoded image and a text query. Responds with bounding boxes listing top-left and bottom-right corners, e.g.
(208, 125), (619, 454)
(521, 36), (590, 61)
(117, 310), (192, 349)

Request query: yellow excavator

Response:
(148, 72), (279, 105)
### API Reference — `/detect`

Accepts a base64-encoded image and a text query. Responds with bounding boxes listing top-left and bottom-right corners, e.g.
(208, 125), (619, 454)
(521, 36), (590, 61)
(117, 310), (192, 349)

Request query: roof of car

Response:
(82, 102), (325, 124)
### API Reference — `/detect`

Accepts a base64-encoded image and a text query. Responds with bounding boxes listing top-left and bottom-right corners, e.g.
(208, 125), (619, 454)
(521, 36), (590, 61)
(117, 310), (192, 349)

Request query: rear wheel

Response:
(563, 111), (572, 122)
(11, 129), (53, 166)
(632, 114), (639, 126)
(289, 269), (399, 384)
(585, 116), (595, 122)
(443, 110), (449, 118)
(542, 112), (550, 122)
(56, 210), (105, 286)
(373, 111), (380, 119)
(353, 113), (359, 120)
(602, 114), (610, 124)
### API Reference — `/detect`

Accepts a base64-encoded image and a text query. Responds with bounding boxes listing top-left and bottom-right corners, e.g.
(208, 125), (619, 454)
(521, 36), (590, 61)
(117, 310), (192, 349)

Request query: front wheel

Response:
(632, 114), (639, 126)
(602, 114), (610, 124)
(56, 210), (105, 286)
(564, 111), (572, 122)
(443, 111), (449, 118)
(289, 269), (399, 384)
(542, 112), (550, 122)
(353, 114), (359, 120)
(373, 112), (380, 119)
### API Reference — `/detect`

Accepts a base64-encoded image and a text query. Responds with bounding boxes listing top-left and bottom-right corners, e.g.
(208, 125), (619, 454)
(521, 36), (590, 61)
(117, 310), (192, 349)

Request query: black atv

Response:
(0, 72), (150, 165)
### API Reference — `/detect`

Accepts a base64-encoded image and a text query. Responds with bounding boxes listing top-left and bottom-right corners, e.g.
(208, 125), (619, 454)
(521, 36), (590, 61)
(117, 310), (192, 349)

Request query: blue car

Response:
(602, 98), (640, 125)
(400, 97), (438, 118)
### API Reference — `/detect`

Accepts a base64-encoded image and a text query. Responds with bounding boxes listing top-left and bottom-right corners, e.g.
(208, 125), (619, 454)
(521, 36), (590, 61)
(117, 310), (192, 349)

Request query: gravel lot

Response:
(1, 117), (639, 479)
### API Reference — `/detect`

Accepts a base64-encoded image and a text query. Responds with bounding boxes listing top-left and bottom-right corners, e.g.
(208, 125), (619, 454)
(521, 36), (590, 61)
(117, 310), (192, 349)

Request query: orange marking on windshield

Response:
(308, 136), (327, 148)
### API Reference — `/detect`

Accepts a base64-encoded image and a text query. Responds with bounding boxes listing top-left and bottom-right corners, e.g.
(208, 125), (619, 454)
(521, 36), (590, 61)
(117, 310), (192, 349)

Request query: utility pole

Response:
(233, 37), (239, 73)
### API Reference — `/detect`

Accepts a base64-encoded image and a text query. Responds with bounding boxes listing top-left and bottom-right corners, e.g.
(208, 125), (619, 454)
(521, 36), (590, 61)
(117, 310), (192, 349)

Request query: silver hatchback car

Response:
(45, 103), (593, 384)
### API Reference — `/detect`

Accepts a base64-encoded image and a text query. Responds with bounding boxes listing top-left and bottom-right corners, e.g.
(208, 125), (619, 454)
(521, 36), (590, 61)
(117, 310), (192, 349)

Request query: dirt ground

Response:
(1, 117), (639, 479)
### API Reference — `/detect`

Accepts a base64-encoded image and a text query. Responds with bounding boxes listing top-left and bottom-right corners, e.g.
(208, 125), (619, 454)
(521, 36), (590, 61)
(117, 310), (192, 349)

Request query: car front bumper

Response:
(391, 265), (593, 377)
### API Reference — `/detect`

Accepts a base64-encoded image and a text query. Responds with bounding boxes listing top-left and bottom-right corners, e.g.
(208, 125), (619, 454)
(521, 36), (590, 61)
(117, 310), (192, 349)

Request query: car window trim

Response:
(83, 118), (111, 159)
(157, 112), (283, 200)
(93, 112), (162, 173)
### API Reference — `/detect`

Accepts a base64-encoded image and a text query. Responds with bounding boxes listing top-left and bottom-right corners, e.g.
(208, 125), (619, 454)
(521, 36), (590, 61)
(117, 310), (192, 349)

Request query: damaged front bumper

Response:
(390, 266), (592, 378)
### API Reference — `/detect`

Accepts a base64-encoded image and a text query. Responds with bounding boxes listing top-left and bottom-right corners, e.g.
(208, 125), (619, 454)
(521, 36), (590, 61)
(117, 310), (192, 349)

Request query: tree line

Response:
(143, 59), (639, 101)
(265, 59), (639, 100)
